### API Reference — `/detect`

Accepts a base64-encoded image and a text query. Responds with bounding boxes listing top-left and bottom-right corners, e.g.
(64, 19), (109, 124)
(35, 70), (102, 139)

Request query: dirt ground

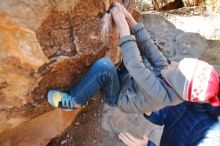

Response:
(48, 94), (123, 146)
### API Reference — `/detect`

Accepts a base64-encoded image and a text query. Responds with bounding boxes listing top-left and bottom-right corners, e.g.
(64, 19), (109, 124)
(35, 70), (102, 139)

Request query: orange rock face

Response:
(0, 109), (80, 146)
(0, 14), (49, 135)
(0, 0), (136, 145)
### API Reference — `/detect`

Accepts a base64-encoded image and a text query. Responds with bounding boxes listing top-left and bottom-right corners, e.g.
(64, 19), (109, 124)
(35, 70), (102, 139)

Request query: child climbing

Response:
(47, 3), (220, 114)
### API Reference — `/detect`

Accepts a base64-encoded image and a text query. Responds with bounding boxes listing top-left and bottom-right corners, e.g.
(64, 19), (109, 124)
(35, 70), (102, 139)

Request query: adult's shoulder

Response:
(197, 121), (220, 146)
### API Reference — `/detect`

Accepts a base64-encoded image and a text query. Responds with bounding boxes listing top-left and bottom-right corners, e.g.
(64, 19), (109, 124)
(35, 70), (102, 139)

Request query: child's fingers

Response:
(107, 3), (116, 13)
(110, 6), (125, 23)
(110, 4), (121, 14)
(114, 2), (123, 8)
(115, 3), (129, 16)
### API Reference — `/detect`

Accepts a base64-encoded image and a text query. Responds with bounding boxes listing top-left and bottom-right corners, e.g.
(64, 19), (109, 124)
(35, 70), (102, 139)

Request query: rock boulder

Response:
(0, 0), (136, 145)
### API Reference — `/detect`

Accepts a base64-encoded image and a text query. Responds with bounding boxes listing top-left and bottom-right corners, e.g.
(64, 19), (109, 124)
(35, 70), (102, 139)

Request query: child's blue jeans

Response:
(70, 57), (127, 106)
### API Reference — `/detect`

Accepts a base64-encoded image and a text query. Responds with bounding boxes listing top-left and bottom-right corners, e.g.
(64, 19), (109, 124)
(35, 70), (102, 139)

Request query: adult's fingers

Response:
(119, 133), (135, 146)
(142, 134), (148, 141)
(123, 132), (140, 142)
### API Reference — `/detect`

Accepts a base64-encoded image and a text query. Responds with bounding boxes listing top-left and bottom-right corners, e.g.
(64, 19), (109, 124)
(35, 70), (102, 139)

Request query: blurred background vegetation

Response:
(135, 0), (220, 12)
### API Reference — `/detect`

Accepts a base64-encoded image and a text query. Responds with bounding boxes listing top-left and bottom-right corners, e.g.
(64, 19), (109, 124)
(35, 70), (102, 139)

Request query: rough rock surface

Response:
(0, 0), (135, 145)
(0, 109), (80, 146)
(139, 13), (207, 61)
(154, 10), (220, 71)
(0, 14), (49, 133)
(102, 105), (163, 146)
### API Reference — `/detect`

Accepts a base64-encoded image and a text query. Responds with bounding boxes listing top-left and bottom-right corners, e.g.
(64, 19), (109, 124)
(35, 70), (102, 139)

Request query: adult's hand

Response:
(110, 4), (130, 37)
(118, 132), (148, 146)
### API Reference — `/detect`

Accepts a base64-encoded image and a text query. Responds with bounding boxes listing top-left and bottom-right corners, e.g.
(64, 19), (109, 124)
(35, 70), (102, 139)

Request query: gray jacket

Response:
(117, 23), (182, 113)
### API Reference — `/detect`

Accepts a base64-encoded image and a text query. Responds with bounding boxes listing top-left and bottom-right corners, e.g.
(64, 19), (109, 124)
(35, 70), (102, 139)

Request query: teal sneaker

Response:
(47, 90), (78, 111)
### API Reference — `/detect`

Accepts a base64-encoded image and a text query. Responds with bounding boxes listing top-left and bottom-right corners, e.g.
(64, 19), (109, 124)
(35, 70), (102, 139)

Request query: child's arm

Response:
(130, 23), (168, 76)
(119, 36), (181, 112)
(119, 3), (168, 76)
(111, 4), (181, 113)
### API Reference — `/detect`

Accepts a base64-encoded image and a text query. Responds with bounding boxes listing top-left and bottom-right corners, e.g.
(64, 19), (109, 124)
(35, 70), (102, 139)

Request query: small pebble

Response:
(61, 139), (67, 145)
(75, 122), (80, 125)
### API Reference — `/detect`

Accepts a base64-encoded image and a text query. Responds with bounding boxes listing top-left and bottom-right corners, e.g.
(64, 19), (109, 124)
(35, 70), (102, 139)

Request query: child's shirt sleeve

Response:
(131, 23), (168, 76)
(119, 35), (182, 113)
